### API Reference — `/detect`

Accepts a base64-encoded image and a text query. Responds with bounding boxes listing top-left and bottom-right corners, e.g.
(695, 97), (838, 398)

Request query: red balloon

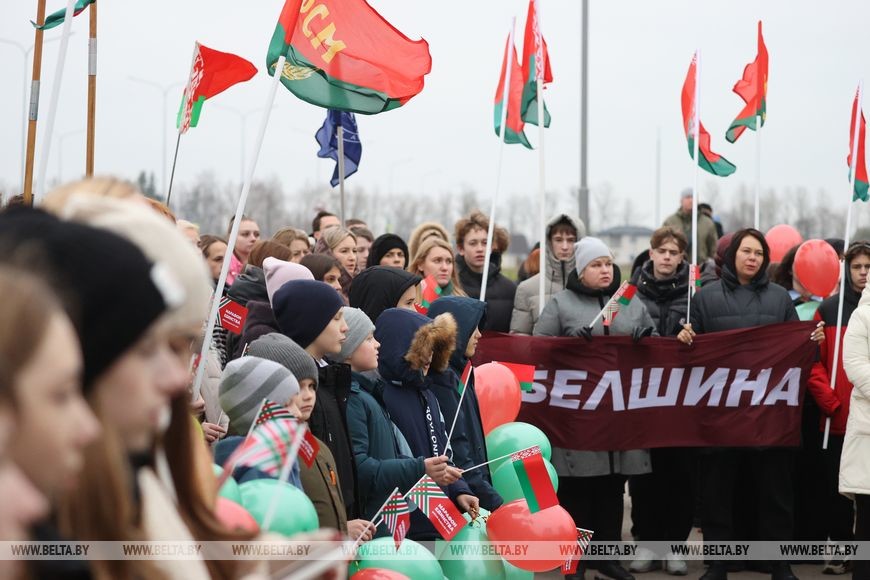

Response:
(474, 362), (522, 434)
(766, 224), (803, 263)
(794, 239), (840, 297)
(486, 499), (577, 572)
(351, 570), (410, 580)
(215, 497), (260, 533)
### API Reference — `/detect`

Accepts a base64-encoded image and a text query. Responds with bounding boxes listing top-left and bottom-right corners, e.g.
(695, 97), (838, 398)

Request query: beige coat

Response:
(840, 284), (870, 497)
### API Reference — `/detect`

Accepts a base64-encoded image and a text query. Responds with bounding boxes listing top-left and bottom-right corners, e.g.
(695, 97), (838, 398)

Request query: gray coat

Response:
(533, 270), (654, 477)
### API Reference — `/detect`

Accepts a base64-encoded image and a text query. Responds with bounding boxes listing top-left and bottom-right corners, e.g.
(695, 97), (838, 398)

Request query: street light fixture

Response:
(0, 33), (71, 194)
(127, 76), (185, 195)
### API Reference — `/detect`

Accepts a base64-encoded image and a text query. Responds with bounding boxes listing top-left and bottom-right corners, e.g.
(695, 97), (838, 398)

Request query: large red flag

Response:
(494, 34), (532, 148)
(520, 0), (552, 127)
(849, 87), (869, 202)
(681, 53), (737, 177)
(726, 21), (769, 143)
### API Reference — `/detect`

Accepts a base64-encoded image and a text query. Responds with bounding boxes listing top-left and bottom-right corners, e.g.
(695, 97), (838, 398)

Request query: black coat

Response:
(690, 263), (798, 333)
(456, 254), (516, 332)
(631, 260), (690, 337)
(309, 361), (359, 519)
(225, 266), (269, 360)
(230, 300), (279, 361)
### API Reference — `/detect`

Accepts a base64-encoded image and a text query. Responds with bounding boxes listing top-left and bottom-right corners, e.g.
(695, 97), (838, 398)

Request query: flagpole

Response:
(687, 50), (702, 327)
(481, 18), (516, 303)
(754, 113), (761, 229)
(165, 132), (182, 207)
(445, 371), (471, 452)
(338, 123), (346, 223)
(33, 0), (77, 203)
(191, 55), (286, 401)
(23, 0), (47, 205)
(824, 80), (863, 450)
(587, 280), (626, 328)
(535, 0), (547, 316)
(349, 486), (399, 553)
(85, 0), (96, 176)
(261, 422), (308, 530)
(463, 445), (536, 473)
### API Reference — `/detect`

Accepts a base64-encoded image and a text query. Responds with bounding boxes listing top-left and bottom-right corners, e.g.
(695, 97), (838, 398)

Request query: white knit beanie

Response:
(573, 237), (613, 276)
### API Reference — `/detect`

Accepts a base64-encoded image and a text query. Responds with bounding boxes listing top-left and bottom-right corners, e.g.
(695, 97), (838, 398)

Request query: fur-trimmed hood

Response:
(374, 308), (457, 391)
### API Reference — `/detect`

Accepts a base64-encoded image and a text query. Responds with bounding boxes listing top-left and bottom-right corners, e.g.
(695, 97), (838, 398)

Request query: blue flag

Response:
(315, 110), (361, 187)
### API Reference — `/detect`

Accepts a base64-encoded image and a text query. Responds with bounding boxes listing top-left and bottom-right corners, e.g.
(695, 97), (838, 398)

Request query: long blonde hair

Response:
(407, 237), (466, 297)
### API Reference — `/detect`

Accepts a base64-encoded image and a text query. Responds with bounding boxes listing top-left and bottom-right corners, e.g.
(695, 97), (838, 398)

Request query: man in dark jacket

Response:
(426, 296), (503, 512)
(453, 210), (516, 332)
(272, 279), (359, 519)
(374, 308), (479, 540)
(628, 227), (694, 575)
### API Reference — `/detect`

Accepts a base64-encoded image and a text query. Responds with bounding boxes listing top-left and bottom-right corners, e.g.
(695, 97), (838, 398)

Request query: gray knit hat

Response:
(336, 307), (375, 363)
(219, 356), (300, 435)
(573, 236), (613, 276)
(248, 333), (319, 386)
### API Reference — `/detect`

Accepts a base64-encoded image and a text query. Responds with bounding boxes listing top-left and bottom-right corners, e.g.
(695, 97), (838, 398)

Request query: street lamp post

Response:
(127, 77), (184, 195)
(0, 34), (68, 194)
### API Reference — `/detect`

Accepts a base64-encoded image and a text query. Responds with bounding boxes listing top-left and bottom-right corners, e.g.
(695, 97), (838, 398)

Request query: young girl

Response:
(226, 215), (261, 285)
(272, 227), (312, 263)
(315, 226), (358, 284)
(198, 235), (228, 284)
(301, 253), (346, 298)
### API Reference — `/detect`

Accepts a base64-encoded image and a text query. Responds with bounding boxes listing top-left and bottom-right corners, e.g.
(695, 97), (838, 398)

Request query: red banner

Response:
(473, 322), (818, 451)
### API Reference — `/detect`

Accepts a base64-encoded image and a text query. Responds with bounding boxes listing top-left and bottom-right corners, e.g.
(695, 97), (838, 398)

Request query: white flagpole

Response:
(464, 445), (537, 473)
(823, 80), (863, 449)
(191, 55), (286, 401)
(754, 113), (762, 229)
(445, 367), (472, 453)
(262, 422), (308, 530)
(349, 486), (398, 553)
(338, 122), (346, 223)
(33, 0), (77, 203)
(535, 0), (547, 316)
(687, 50), (701, 327)
(588, 280), (627, 329)
(481, 18), (516, 303)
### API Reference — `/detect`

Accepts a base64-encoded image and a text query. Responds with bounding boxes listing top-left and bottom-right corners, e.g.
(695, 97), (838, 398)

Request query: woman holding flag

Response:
(407, 237), (468, 298)
(678, 228), (824, 580)
(534, 236), (656, 580)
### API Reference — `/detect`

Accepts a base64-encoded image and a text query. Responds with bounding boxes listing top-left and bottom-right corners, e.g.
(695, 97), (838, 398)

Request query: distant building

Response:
(596, 225), (654, 266)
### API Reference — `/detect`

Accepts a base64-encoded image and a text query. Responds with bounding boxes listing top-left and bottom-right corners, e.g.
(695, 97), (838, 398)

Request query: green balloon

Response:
(435, 525), (506, 580)
(491, 457), (559, 503)
(503, 559), (534, 579)
(238, 479), (318, 537)
(212, 464), (242, 504)
(352, 537), (443, 580)
(461, 506), (491, 532)
(486, 422), (552, 471)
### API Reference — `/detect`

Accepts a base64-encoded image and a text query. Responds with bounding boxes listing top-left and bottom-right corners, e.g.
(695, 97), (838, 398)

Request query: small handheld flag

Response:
(497, 361), (536, 392)
(255, 400), (294, 426)
(406, 475), (465, 541)
(603, 282), (637, 327)
(382, 489), (411, 550)
(415, 275), (443, 315)
(511, 446), (558, 513)
(562, 528), (595, 575)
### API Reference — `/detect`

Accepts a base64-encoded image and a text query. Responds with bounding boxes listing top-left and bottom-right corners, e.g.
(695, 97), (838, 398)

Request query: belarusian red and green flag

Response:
(849, 87), (869, 202)
(381, 488), (410, 550)
(217, 417), (301, 485)
(255, 399), (294, 426)
(603, 282), (637, 326)
(406, 475), (465, 541)
(520, 0), (552, 128)
(681, 52), (737, 177)
(494, 33), (532, 148)
(266, 0), (431, 114)
(497, 361), (536, 392)
(457, 361), (473, 396)
(414, 275), (442, 315)
(32, 0), (94, 30)
(177, 42), (257, 133)
(511, 446), (558, 513)
(726, 21), (768, 143)
(562, 528), (595, 575)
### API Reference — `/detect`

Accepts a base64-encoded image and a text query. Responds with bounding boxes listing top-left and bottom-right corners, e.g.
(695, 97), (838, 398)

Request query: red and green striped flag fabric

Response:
(457, 361), (473, 396)
(255, 399), (294, 426)
(603, 282), (636, 326)
(266, 0), (431, 115)
(497, 361), (536, 392)
(690, 265), (702, 289)
(406, 475), (465, 541)
(726, 21), (768, 143)
(494, 33), (532, 148)
(849, 87), (869, 202)
(32, 0), (93, 30)
(511, 446), (558, 513)
(381, 488), (410, 550)
(681, 52), (737, 177)
(220, 417), (299, 478)
(617, 283), (637, 306)
(415, 275), (442, 315)
(520, 0), (552, 128)
(562, 528), (595, 575)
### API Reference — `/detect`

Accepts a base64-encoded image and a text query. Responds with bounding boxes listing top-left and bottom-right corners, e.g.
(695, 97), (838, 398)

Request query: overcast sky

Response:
(1, 0), (869, 230)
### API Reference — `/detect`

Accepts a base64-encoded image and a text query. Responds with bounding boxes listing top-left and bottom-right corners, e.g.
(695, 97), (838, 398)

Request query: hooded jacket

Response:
(426, 297), (503, 511)
(374, 308), (472, 533)
(225, 266), (269, 359)
(345, 371), (426, 526)
(456, 253), (516, 332)
(808, 275), (862, 435)
(511, 214), (585, 334)
(841, 283), (870, 497)
(630, 260), (690, 337)
(348, 266), (422, 323)
(533, 266), (654, 478)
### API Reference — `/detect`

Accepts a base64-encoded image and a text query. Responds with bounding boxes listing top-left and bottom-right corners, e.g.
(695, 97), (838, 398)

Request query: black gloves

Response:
(631, 326), (654, 343)
(569, 326), (594, 341)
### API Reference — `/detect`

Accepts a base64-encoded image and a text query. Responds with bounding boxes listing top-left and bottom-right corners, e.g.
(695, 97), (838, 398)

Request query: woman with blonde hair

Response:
(407, 236), (467, 298)
(314, 226), (357, 297)
(272, 226), (312, 263)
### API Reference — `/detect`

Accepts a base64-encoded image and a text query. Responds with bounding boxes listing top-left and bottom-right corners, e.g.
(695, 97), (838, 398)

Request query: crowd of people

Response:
(0, 177), (868, 580)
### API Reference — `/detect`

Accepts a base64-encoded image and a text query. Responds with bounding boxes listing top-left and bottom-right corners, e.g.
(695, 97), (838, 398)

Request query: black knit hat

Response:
(0, 207), (175, 390)
(272, 279), (345, 349)
(367, 233), (409, 269)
